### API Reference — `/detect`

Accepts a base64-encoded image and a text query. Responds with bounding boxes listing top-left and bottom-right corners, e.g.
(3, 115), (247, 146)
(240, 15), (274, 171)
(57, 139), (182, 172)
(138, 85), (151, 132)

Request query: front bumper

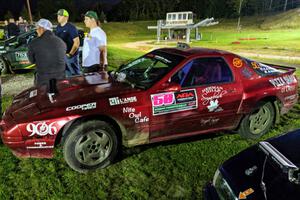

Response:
(204, 182), (220, 200)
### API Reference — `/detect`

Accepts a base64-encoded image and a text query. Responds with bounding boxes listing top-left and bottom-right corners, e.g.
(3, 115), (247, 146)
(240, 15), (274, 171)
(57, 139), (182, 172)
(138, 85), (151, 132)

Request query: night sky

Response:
(0, 0), (121, 20)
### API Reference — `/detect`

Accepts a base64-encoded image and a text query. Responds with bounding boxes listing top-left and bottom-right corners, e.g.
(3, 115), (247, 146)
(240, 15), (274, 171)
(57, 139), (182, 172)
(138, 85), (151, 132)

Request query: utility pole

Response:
(283, 0), (288, 11)
(237, 0), (243, 31)
(26, 0), (33, 25)
(269, 0), (273, 11)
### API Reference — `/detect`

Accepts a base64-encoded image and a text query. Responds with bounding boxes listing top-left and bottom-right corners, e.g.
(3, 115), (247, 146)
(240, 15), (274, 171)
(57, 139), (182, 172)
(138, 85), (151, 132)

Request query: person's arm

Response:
(99, 45), (107, 68)
(67, 25), (80, 57)
(68, 37), (80, 56)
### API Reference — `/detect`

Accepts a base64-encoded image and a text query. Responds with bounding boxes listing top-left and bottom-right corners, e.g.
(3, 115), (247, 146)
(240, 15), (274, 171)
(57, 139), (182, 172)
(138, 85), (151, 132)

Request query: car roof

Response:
(157, 47), (232, 58)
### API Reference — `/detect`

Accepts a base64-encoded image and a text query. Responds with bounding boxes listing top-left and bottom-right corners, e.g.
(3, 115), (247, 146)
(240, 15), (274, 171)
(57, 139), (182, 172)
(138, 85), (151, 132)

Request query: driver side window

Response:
(171, 57), (233, 87)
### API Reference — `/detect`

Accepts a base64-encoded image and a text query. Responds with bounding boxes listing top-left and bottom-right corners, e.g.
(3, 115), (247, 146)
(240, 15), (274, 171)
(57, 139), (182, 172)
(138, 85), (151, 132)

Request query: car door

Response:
(149, 56), (243, 142)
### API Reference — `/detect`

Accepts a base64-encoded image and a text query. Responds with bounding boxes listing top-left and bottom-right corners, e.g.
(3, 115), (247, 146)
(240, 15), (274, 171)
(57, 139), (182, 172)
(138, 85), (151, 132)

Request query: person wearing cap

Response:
(56, 9), (81, 77)
(82, 11), (108, 73)
(27, 19), (66, 88)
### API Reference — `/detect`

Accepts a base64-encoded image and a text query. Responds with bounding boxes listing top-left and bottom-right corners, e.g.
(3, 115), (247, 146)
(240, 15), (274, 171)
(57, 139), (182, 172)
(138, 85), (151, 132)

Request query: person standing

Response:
(82, 11), (108, 73)
(56, 9), (81, 77)
(7, 18), (20, 38)
(27, 19), (66, 88)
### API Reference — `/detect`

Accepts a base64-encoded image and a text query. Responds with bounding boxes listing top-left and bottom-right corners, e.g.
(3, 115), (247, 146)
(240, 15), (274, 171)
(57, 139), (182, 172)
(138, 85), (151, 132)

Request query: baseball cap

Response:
(57, 9), (69, 17)
(36, 19), (53, 31)
(84, 11), (99, 20)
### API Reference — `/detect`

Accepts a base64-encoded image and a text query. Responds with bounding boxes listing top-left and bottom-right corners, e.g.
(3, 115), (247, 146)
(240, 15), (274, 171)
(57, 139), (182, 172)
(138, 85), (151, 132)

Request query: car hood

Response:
(220, 129), (300, 200)
(4, 73), (141, 122)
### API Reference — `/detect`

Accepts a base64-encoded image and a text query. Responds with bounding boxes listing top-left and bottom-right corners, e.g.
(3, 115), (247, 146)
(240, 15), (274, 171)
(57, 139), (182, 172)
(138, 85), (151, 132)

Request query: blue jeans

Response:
(65, 53), (80, 77)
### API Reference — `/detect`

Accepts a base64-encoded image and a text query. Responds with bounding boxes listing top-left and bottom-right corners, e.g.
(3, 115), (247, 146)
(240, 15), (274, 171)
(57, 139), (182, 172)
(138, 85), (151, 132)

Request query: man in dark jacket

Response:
(7, 18), (20, 38)
(28, 19), (66, 88)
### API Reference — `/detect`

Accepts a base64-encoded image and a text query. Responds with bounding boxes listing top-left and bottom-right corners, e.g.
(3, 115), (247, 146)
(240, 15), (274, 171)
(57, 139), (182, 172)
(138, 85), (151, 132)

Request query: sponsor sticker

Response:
(29, 89), (37, 98)
(15, 51), (29, 61)
(66, 102), (97, 111)
(123, 107), (149, 123)
(26, 122), (58, 137)
(269, 75), (295, 87)
(109, 96), (137, 106)
(241, 67), (253, 78)
(151, 89), (197, 116)
(26, 142), (54, 149)
(201, 86), (227, 112)
(233, 58), (243, 68)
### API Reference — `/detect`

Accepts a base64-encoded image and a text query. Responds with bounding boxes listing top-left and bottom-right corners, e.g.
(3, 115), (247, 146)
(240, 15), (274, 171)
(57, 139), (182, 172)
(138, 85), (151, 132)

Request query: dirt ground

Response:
(2, 73), (34, 96)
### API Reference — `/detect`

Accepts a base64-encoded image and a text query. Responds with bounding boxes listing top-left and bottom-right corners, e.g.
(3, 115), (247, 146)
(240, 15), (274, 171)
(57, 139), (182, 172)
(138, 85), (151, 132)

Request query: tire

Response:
(238, 102), (275, 139)
(0, 57), (8, 74)
(63, 120), (119, 173)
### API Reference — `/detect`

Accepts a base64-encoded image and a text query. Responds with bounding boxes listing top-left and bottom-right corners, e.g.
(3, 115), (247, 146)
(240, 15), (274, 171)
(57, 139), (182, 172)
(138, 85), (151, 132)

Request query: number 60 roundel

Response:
(151, 92), (175, 106)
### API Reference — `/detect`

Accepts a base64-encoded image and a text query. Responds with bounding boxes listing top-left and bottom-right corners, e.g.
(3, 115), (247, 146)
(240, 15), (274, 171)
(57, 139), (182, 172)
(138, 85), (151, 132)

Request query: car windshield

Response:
(117, 50), (185, 89)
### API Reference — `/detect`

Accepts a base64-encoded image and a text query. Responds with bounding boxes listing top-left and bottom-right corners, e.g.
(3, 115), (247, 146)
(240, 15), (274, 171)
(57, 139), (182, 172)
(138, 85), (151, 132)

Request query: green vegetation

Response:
(1, 10), (300, 199)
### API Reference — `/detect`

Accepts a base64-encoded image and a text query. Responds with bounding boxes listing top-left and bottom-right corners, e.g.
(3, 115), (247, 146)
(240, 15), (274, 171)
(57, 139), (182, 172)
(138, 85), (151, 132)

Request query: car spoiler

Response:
(259, 141), (300, 185)
(263, 62), (296, 74)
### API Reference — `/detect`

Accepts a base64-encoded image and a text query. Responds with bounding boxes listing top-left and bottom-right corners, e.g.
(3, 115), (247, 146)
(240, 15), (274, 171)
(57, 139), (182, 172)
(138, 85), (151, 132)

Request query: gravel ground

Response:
(2, 73), (34, 97)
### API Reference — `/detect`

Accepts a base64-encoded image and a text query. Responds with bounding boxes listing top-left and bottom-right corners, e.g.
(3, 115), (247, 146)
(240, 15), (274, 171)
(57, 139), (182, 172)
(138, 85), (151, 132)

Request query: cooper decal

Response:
(66, 102), (97, 111)
(26, 122), (58, 137)
(151, 89), (197, 115)
(109, 96), (137, 106)
(123, 107), (149, 123)
(233, 58), (243, 68)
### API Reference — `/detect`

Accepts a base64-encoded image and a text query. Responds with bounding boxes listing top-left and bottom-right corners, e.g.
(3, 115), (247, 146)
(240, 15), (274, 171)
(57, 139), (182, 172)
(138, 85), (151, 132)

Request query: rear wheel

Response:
(0, 57), (9, 74)
(238, 102), (275, 139)
(63, 120), (119, 173)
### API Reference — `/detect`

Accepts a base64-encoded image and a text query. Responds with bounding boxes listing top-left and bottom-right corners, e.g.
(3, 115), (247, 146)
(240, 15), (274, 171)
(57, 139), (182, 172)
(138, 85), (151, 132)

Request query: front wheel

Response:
(238, 102), (275, 139)
(63, 120), (119, 173)
(0, 57), (9, 74)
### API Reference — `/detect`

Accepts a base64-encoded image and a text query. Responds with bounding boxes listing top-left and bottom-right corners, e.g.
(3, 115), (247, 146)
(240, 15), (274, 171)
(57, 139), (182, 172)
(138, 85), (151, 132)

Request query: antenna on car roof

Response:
(48, 79), (58, 103)
(177, 42), (190, 49)
(259, 141), (300, 185)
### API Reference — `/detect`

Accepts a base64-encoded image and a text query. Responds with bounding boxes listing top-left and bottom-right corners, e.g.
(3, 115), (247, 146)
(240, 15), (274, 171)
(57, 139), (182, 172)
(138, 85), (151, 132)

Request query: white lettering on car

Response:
(269, 75), (296, 87)
(201, 86), (227, 112)
(66, 102), (97, 111)
(26, 142), (54, 149)
(26, 122), (57, 137)
(123, 107), (149, 123)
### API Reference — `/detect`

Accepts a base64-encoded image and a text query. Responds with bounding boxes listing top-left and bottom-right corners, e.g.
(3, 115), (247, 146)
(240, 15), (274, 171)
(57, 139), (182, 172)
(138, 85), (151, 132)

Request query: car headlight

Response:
(213, 170), (238, 200)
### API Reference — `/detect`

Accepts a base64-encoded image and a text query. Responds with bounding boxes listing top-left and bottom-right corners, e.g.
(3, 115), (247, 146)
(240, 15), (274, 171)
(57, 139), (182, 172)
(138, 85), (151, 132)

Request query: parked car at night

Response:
(0, 28), (84, 74)
(0, 46), (298, 172)
(204, 128), (300, 200)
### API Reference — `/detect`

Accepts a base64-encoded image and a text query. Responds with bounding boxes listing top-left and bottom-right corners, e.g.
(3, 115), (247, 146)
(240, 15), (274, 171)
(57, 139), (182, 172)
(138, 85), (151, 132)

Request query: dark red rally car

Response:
(0, 47), (298, 172)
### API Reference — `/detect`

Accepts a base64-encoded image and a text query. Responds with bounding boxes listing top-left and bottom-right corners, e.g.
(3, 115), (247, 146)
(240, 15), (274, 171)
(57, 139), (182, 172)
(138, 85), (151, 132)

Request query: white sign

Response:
(109, 96), (137, 106)
(26, 122), (57, 137)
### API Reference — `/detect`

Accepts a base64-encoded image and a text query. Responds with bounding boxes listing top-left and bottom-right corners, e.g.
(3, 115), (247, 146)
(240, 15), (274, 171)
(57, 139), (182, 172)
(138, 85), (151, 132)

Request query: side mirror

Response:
(160, 82), (181, 92)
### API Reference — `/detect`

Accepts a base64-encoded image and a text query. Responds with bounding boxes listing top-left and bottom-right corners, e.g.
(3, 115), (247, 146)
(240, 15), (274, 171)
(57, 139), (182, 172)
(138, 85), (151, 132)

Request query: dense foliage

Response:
(0, 0), (299, 21)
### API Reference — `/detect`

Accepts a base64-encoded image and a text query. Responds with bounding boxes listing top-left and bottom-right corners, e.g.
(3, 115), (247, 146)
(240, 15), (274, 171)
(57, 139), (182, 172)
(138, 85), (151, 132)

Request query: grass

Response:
(1, 10), (300, 199)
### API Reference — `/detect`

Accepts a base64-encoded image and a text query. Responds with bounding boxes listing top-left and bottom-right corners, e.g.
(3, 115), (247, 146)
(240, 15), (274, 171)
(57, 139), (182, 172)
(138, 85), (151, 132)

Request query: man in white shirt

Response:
(82, 11), (108, 73)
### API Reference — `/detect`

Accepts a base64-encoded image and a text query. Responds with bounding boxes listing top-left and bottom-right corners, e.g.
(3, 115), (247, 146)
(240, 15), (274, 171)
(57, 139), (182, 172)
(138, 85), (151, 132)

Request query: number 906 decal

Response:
(151, 89), (198, 115)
